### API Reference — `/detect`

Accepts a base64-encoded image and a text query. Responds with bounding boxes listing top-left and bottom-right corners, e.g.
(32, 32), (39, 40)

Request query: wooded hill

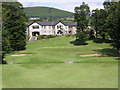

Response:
(23, 6), (74, 20)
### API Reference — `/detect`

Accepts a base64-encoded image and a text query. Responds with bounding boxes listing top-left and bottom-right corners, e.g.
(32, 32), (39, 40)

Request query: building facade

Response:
(26, 21), (77, 37)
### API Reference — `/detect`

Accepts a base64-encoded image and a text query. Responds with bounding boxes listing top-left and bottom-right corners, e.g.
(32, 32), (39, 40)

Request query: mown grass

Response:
(2, 36), (118, 88)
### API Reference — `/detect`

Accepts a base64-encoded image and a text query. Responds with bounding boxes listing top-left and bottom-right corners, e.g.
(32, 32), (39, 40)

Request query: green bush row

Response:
(37, 35), (57, 40)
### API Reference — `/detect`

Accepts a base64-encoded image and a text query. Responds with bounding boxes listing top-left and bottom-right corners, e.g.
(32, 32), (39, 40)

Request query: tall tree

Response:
(104, 1), (120, 56)
(2, 2), (27, 51)
(91, 9), (108, 39)
(74, 2), (90, 31)
(2, 5), (12, 63)
(74, 2), (90, 44)
(98, 9), (108, 40)
(91, 9), (99, 38)
(2, 2), (27, 63)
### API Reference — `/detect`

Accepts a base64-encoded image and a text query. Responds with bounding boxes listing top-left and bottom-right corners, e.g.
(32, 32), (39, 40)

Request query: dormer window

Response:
(32, 25), (39, 29)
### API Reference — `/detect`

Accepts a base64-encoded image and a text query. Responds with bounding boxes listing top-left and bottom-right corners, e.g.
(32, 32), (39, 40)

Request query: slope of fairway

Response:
(2, 36), (118, 88)
(4, 36), (118, 64)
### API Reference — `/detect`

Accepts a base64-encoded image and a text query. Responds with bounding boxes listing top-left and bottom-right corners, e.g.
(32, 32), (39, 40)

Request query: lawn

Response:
(2, 36), (118, 88)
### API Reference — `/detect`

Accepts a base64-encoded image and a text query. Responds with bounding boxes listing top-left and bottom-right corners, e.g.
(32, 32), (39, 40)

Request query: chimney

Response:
(46, 19), (48, 22)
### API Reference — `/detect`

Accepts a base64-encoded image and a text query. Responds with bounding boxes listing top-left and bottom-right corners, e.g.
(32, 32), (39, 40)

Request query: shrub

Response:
(37, 35), (46, 40)
(37, 35), (57, 40)
(47, 35), (56, 39)
(26, 36), (30, 41)
(65, 35), (71, 37)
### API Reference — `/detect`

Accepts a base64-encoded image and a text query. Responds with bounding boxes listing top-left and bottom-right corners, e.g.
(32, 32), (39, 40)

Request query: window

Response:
(43, 26), (46, 29)
(69, 26), (72, 29)
(52, 26), (55, 29)
(57, 25), (63, 29)
(32, 25), (39, 29)
(57, 30), (63, 34)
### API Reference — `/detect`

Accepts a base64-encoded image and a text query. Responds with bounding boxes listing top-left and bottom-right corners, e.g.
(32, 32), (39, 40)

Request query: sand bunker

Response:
(7, 62), (16, 64)
(11, 54), (32, 56)
(80, 54), (104, 57)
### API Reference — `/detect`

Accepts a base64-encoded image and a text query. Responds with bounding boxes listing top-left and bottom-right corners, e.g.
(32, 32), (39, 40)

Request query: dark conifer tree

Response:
(2, 2), (27, 51)
(2, 2), (27, 63)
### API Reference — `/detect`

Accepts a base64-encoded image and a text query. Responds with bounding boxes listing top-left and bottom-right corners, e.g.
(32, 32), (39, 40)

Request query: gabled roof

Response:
(26, 21), (78, 27)
(26, 21), (68, 26)
(26, 22), (33, 26)
(67, 22), (77, 26)
(37, 21), (59, 26)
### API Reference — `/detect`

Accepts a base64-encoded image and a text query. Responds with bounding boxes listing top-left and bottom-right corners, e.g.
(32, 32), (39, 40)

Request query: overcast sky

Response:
(18, 0), (105, 12)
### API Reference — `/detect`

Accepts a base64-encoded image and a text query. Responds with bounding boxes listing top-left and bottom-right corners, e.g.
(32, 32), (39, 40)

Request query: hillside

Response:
(23, 6), (74, 20)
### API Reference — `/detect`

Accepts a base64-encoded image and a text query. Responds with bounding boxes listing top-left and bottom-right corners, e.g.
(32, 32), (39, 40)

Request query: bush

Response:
(37, 35), (46, 40)
(26, 36), (30, 41)
(93, 38), (104, 43)
(64, 34), (75, 37)
(65, 35), (71, 37)
(37, 35), (57, 40)
(47, 35), (56, 39)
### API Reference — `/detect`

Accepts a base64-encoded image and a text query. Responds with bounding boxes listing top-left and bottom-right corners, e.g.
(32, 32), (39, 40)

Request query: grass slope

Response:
(23, 7), (73, 18)
(2, 36), (118, 88)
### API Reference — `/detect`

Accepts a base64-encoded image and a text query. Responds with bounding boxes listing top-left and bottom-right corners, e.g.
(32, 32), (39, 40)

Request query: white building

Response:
(26, 21), (77, 37)
(29, 17), (40, 20)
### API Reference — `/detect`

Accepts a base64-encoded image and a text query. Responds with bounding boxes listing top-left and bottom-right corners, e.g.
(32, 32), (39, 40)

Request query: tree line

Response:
(2, 2), (27, 64)
(74, 1), (120, 56)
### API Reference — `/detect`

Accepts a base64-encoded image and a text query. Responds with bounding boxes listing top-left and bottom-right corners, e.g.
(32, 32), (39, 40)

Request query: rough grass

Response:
(2, 36), (118, 88)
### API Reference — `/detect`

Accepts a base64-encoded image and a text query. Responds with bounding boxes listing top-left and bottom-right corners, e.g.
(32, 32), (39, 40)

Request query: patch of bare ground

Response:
(64, 61), (76, 63)
(11, 54), (32, 56)
(80, 54), (105, 57)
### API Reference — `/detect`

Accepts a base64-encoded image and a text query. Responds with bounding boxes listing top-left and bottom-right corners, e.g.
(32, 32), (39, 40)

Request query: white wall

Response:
(29, 23), (41, 36)
(28, 22), (76, 36)
(55, 22), (68, 35)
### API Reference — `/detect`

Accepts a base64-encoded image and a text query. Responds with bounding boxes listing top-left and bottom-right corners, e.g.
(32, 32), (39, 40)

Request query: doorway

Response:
(32, 32), (40, 36)
(57, 30), (63, 35)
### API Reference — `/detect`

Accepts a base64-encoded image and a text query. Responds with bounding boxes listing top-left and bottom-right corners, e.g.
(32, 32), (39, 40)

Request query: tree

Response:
(74, 2), (90, 44)
(2, 2), (27, 51)
(104, 1), (120, 56)
(74, 2), (90, 31)
(2, 2), (27, 63)
(2, 6), (12, 64)
(91, 9), (99, 38)
(91, 9), (108, 39)
(97, 9), (108, 40)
